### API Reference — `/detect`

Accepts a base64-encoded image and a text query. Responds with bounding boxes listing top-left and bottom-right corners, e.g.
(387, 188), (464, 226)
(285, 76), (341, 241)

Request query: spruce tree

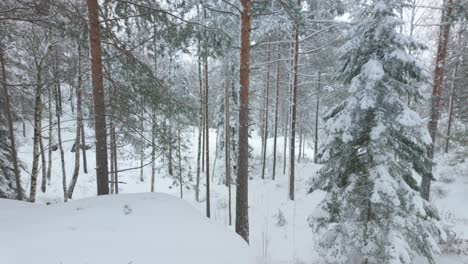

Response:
(310, 1), (442, 263)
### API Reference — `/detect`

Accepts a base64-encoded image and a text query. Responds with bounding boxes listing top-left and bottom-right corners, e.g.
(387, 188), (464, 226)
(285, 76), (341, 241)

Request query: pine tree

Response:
(310, 1), (442, 263)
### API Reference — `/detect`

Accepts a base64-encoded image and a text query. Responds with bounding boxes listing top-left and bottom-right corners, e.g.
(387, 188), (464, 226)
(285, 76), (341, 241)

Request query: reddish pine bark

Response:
(236, 0), (251, 243)
(87, 0), (109, 195)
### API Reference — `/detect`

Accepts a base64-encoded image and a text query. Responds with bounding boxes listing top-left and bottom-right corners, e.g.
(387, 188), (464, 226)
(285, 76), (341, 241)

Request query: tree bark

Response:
(29, 60), (45, 203)
(289, 8), (300, 201)
(272, 44), (280, 180)
(0, 44), (23, 200)
(87, 0), (109, 195)
(236, 0), (251, 243)
(423, 0), (454, 201)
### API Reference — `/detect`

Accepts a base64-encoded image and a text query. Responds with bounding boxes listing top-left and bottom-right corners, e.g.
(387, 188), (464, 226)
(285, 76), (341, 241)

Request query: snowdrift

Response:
(0, 193), (255, 264)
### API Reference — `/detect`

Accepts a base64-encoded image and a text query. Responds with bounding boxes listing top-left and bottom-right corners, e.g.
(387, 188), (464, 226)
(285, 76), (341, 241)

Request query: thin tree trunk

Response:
(272, 44), (280, 180)
(195, 54), (203, 201)
(168, 119), (173, 177)
(81, 116), (88, 174)
(87, 0), (109, 195)
(289, 6), (300, 201)
(39, 129), (47, 192)
(424, 0), (454, 201)
(204, 54), (211, 218)
(111, 122), (118, 194)
(314, 71), (320, 163)
(151, 110), (156, 192)
(283, 41), (293, 176)
(236, 0), (251, 243)
(444, 23), (464, 153)
(68, 43), (83, 199)
(47, 78), (53, 183)
(261, 41), (271, 180)
(298, 114), (303, 163)
(140, 117), (144, 182)
(29, 63), (44, 203)
(54, 65), (68, 202)
(224, 66), (232, 225)
(0, 45), (23, 200)
(178, 118), (183, 199)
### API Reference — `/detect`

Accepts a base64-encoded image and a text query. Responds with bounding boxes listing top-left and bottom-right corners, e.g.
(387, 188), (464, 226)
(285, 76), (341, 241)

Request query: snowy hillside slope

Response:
(0, 193), (255, 264)
(11, 110), (468, 263)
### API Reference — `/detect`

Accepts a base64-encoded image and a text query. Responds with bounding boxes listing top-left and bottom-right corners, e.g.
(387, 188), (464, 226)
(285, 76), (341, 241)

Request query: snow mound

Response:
(0, 193), (255, 264)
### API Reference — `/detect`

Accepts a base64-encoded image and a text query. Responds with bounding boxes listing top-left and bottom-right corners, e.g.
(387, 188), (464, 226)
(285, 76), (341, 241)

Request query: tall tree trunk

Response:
(314, 71), (320, 163)
(423, 0), (454, 201)
(47, 79), (53, 184)
(168, 119), (173, 177)
(224, 66), (232, 225)
(261, 41), (271, 180)
(283, 41), (293, 176)
(68, 43), (84, 199)
(29, 63), (44, 203)
(272, 44), (280, 180)
(236, 0), (251, 243)
(52, 51), (68, 202)
(204, 54), (211, 218)
(0, 44), (23, 200)
(195, 54), (203, 201)
(81, 115), (88, 174)
(87, 0), (109, 195)
(289, 9), (300, 201)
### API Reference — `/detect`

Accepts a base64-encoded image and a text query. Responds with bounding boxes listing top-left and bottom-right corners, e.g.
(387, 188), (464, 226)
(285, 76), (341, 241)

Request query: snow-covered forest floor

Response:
(10, 119), (468, 263)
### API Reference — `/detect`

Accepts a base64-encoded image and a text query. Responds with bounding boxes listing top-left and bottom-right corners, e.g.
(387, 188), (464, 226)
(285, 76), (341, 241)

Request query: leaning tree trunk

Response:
(236, 0), (251, 243)
(68, 43), (83, 199)
(87, 0), (109, 195)
(272, 44), (280, 180)
(0, 44), (23, 200)
(289, 7), (300, 201)
(423, 0), (454, 201)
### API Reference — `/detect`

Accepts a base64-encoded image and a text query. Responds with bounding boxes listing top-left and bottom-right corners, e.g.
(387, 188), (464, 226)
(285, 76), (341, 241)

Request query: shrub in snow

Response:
(309, 1), (443, 263)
